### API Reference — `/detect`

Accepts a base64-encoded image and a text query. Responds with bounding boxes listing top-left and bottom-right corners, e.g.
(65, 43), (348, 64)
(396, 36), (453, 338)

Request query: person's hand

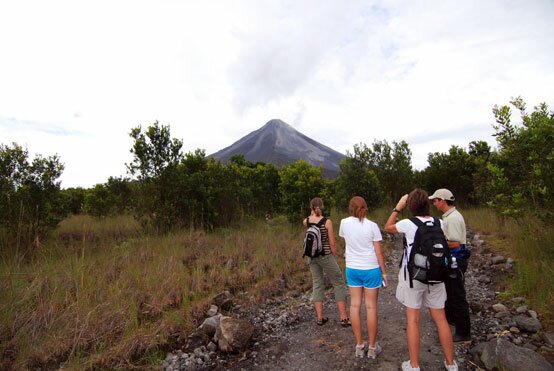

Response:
(396, 194), (408, 211)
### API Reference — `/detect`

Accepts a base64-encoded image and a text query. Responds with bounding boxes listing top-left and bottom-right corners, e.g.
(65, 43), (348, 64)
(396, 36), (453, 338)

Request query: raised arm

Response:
(385, 194), (408, 234)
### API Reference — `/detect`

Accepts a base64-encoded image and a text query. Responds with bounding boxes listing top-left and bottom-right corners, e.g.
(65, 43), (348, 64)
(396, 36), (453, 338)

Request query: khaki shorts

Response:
(395, 267), (446, 309)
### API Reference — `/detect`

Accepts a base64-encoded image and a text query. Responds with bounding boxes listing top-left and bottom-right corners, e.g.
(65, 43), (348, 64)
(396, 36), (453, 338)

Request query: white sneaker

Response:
(401, 360), (421, 371)
(444, 360), (459, 371)
(367, 343), (382, 359)
(355, 343), (366, 358)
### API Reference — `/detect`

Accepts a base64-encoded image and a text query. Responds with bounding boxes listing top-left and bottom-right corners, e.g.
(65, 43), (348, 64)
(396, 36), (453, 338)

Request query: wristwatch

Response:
(392, 207), (400, 213)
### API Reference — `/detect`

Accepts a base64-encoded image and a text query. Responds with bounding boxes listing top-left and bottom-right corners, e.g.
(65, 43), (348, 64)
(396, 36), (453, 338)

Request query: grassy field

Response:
(0, 214), (313, 370)
(1, 207), (552, 369)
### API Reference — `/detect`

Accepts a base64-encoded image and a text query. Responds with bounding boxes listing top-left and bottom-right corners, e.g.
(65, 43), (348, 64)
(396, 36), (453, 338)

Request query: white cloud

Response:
(0, 0), (553, 187)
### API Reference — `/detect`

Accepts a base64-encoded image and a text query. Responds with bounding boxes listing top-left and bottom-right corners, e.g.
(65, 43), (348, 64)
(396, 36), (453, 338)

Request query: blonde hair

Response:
(349, 196), (367, 222)
(310, 197), (324, 217)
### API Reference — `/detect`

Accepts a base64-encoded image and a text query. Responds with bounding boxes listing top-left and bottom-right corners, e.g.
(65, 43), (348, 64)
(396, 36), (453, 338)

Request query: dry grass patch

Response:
(0, 214), (308, 369)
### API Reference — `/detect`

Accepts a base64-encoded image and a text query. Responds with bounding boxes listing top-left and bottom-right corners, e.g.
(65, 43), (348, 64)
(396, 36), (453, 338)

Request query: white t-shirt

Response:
(396, 217), (444, 267)
(339, 216), (383, 269)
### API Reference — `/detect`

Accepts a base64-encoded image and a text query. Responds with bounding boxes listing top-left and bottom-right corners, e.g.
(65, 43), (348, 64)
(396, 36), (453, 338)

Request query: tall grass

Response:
(3, 207), (551, 369)
(0, 214), (310, 370)
(463, 207), (554, 327)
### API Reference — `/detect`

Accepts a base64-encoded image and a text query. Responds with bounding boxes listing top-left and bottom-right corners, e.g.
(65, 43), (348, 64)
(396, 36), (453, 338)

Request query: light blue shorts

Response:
(345, 267), (383, 289)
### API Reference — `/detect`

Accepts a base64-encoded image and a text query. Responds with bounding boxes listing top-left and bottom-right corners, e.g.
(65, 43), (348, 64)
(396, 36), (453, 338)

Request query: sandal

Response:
(340, 317), (351, 327)
(316, 317), (329, 326)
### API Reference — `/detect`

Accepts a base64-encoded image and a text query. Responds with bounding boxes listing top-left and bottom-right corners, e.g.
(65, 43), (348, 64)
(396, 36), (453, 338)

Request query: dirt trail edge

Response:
(225, 236), (474, 371)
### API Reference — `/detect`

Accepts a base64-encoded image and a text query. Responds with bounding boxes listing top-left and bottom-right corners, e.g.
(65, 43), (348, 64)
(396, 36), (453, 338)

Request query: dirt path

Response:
(226, 239), (472, 371)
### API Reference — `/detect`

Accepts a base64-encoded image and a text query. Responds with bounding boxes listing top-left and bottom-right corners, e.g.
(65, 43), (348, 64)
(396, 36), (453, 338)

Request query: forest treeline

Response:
(1, 97), (553, 253)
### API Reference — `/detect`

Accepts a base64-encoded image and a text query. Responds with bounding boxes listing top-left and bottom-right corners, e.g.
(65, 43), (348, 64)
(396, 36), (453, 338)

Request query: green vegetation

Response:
(464, 208), (554, 327)
(1, 97), (552, 368)
(0, 215), (311, 369)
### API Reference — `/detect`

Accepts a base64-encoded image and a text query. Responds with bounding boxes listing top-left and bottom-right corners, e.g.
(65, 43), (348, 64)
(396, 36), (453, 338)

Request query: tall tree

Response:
(0, 143), (64, 252)
(487, 97), (554, 218)
(279, 160), (329, 222)
(127, 122), (183, 232)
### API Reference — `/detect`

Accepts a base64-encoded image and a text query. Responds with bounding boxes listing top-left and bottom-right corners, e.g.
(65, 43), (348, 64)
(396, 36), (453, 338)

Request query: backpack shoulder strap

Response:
(316, 217), (327, 227)
(410, 217), (424, 227)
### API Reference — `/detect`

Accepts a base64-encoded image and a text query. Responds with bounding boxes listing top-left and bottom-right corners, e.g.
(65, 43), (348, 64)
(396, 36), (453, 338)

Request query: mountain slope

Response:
(210, 119), (345, 177)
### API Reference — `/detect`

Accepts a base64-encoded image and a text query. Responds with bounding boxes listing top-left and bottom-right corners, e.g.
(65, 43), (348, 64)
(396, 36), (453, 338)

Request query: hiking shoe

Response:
(355, 343), (366, 358)
(453, 333), (471, 343)
(401, 360), (420, 371)
(444, 360), (459, 371)
(366, 343), (382, 359)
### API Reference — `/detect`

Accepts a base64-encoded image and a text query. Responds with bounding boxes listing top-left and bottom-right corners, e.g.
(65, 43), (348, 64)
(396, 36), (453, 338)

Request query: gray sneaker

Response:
(355, 343), (366, 358)
(444, 360), (459, 371)
(367, 343), (382, 359)
(401, 360), (421, 371)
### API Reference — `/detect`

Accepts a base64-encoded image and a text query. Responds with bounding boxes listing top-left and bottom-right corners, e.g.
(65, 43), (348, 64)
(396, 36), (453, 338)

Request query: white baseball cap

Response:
(428, 188), (455, 201)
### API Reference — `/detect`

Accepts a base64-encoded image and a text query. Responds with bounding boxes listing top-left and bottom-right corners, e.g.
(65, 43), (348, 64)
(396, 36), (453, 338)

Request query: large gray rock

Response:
(480, 338), (553, 371)
(214, 316), (254, 353)
(199, 314), (222, 337)
(515, 315), (543, 333)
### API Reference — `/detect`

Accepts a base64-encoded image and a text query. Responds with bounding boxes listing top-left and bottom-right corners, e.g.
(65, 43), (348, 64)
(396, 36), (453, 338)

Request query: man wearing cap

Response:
(429, 189), (471, 343)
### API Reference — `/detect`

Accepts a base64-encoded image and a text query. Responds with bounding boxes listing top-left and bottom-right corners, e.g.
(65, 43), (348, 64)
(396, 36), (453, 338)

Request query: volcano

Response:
(210, 119), (345, 177)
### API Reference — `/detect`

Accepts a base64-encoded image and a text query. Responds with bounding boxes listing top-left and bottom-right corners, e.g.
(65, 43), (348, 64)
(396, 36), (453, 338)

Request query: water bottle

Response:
(450, 257), (457, 278)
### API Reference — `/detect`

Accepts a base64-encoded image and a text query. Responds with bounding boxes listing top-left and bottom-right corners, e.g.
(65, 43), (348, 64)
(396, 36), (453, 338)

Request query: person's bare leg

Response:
(314, 301), (324, 321)
(337, 300), (348, 320)
(429, 307), (455, 365)
(349, 287), (364, 345)
(405, 307), (421, 368)
(364, 287), (379, 347)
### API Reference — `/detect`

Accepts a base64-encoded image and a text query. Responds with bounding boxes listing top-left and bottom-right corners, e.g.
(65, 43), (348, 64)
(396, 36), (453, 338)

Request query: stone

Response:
(183, 329), (209, 353)
(491, 256), (506, 265)
(529, 310), (538, 319)
(199, 314), (221, 337)
(214, 316), (254, 353)
(516, 305), (529, 314)
(541, 332), (554, 346)
(206, 304), (218, 317)
(512, 296), (526, 303)
(514, 315), (542, 333)
(495, 311), (512, 319)
(492, 303), (508, 312)
(478, 275), (492, 284)
(213, 291), (234, 311)
(481, 338), (553, 371)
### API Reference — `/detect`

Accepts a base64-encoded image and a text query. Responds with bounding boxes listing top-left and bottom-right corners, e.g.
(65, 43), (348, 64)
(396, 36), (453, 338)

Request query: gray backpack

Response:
(303, 217), (326, 257)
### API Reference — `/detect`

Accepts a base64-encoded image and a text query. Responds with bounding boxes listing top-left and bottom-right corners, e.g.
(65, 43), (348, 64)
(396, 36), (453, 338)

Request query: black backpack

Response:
(403, 217), (452, 287)
(303, 217), (326, 258)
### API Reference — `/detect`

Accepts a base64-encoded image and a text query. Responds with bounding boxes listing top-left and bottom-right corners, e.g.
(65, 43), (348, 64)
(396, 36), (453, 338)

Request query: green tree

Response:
(278, 160), (329, 222)
(127, 121), (183, 179)
(420, 145), (475, 204)
(334, 156), (382, 211)
(0, 143), (64, 252)
(226, 155), (280, 218)
(127, 122), (183, 232)
(59, 187), (86, 215)
(82, 177), (132, 217)
(487, 97), (554, 218)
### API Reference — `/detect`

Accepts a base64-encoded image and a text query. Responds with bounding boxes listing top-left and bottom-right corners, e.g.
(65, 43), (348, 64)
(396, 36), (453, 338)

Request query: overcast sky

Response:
(1, 0), (553, 188)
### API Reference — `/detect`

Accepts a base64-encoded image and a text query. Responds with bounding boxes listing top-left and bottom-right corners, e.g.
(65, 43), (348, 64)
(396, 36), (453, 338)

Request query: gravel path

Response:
(225, 238), (473, 371)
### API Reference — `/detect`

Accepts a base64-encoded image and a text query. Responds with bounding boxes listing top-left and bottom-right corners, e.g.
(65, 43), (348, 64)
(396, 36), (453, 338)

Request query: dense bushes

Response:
(2, 97), (552, 242)
(0, 143), (65, 252)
